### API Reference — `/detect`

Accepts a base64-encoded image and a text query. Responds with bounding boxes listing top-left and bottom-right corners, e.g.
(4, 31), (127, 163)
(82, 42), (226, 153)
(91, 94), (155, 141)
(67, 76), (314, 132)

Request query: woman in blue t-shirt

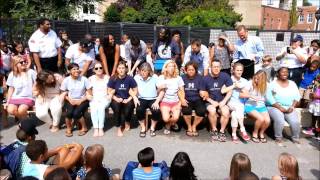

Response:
(107, 61), (138, 137)
(181, 61), (206, 137)
(152, 27), (180, 74)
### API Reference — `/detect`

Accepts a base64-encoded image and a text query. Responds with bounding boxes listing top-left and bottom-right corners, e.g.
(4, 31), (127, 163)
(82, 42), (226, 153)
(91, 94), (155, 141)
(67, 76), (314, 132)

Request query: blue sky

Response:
(308, 0), (320, 7)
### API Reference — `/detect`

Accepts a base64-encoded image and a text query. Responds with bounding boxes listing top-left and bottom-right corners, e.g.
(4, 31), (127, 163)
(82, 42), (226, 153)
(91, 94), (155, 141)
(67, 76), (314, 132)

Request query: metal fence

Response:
(1, 18), (319, 59)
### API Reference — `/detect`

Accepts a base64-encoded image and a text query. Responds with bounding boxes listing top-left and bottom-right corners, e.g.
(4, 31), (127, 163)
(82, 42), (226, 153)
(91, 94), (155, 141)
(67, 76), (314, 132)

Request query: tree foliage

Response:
(120, 7), (142, 22)
(140, 0), (167, 24)
(104, 3), (121, 22)
(289, 0), (298, 28)
(0, 0), (102, 19)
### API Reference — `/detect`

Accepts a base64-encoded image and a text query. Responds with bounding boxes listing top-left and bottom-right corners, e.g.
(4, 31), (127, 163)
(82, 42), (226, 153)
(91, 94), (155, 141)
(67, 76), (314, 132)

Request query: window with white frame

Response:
(299, 15), (304, 23)
(307, 13), (313, 23)
(267, 0), (273, 5)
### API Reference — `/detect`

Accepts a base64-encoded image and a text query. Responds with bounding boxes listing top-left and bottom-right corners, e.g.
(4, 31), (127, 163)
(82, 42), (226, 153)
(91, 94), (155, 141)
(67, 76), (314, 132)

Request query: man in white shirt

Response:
(65, 39), (95, 76)
(276, 35), (308, 85)
(28, 18), (62, 73)
(182, 39), (209, 76)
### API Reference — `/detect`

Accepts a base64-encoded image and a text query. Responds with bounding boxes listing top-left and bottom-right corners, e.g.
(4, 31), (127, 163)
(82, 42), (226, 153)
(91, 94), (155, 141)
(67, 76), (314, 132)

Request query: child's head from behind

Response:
(85, 144), (104, 169)
(229, 153), (251, 180)
(262, 55), (272, 68)
(170, 152), (196, 180)
(278, 153), (300, 180)
(137, 147), (154, 167)
(26, 140), (48, 162)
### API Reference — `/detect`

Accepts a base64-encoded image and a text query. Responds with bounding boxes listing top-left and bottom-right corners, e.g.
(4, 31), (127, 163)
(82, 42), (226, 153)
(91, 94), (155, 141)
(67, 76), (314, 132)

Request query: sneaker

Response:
(302, 128), (315, 136)
(218, 132), (227, 142)
(232, 135), (239, 144)
(292, 138), (301, 144)
(240, 131), (250, 141)
(163, 128), (171, 135)
(210, 130), (219, 141)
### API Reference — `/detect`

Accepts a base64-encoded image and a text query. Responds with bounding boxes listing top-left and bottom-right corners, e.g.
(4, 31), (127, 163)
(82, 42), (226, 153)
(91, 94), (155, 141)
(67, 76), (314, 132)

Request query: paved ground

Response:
(0, 117), (319, 180)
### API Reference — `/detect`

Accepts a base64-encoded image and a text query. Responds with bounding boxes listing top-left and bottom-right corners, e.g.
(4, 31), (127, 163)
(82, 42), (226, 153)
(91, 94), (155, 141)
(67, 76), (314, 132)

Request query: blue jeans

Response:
(90, 99), (110, 129)
(267, 107), (300, 139)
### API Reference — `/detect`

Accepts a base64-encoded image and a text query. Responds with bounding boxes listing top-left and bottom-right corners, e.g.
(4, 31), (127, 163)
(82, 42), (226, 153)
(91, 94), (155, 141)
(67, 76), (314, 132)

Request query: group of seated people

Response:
(0, 117), (303, 180)
(1, 21), (320, 144)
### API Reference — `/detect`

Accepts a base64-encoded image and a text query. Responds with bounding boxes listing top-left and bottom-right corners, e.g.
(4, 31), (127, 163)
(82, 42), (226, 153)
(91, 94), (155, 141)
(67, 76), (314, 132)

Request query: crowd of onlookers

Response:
(0, 18), (319, 143)
(0, 117), (303, 180)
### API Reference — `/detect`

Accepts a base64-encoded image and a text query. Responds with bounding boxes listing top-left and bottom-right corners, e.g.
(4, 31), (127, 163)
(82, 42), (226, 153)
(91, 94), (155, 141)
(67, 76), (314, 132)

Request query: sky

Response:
(308, 0), (320, 7)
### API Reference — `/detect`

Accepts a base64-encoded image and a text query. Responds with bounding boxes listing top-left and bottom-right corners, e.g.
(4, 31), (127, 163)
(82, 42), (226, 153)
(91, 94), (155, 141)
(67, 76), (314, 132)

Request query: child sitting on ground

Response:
(132, 147), (161, 180)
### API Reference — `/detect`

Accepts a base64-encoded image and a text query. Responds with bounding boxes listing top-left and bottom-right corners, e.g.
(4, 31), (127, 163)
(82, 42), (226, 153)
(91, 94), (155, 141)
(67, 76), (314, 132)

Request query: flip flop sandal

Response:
(139, 131), (146, 138)
(252, 137), (260, 143)
(260, 137), (267, 143)
(193, 131), (199, 137)
(65, 130), (73, 137)
(78, 130), (88, 136)
(186, 130), (193, 137)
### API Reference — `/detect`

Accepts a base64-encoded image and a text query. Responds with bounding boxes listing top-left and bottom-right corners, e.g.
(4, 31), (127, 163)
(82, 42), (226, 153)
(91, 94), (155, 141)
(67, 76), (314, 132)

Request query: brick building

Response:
(262, 5), (290, 30)
(292, 6), (318, 31)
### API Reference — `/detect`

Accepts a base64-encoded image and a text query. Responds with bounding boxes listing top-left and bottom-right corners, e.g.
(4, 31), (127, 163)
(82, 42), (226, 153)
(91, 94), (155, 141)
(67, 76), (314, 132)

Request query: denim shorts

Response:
(245, 104), (267, 113)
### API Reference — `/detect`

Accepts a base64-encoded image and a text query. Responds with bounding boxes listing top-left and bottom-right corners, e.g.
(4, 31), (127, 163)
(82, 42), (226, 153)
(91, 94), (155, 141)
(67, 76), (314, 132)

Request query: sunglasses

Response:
(94, 67), (103, 70)
(17, 61), (27, 65)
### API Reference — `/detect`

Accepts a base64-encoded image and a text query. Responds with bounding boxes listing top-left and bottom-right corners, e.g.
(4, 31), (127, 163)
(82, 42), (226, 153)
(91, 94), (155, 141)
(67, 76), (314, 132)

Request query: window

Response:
(307, 13), (313, 23)
(83, 4), (88, 14)
(299, 15), (304, 23)
(89, 5), (95, 14)
(84, 19), (89, 22)
(267, 0), (273, 5)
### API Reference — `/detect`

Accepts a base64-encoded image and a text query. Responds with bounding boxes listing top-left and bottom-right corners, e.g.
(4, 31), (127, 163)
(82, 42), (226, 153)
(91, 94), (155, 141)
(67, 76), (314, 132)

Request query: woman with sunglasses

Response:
(88, 62), (111, 137)
(107, 61), (138, 137)
(61, 63), (92, 137)
(6, 55), (37, 120)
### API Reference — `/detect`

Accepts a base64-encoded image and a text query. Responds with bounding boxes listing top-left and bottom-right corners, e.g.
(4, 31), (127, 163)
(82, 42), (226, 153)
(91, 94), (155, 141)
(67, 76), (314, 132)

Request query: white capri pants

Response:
(227, 101), (245, 128)
(35, 96), (64, 126)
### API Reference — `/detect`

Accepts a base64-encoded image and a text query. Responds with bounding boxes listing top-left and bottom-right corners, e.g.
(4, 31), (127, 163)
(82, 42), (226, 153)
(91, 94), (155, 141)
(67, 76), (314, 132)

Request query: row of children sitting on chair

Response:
(4, 53), (319, 144)
(0, 118), (302, 180)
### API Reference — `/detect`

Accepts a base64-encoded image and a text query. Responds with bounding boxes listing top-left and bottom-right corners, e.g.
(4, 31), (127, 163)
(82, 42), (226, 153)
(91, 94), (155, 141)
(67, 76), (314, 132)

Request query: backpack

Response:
(122, 161), (169, 180)
(0, 142), (26, 178)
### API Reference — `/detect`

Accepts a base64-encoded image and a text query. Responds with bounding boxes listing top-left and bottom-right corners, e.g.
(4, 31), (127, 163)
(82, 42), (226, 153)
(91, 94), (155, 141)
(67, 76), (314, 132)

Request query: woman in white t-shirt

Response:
(157, 60), (185, 135)
(87, 62), (111, 137)
(61, 63), (92, 137)
(6, 55), (37, 120)
(240, 70), (270, 143)
(33, 71), (66, 132)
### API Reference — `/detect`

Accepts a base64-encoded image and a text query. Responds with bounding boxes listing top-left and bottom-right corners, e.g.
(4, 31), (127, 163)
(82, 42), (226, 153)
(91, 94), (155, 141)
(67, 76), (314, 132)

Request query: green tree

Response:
(289, 0), (298, 28)
(104, 3), (121, 22)
(140, 0), (167, 24)
(120, 7), (142, 22)
(168, 0), (241, 28)
(1, 0), (102, 19)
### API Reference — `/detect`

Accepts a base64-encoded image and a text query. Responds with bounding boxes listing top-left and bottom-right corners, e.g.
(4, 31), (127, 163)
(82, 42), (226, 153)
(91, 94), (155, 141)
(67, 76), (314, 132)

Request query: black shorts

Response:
(181, 99), (206, 117)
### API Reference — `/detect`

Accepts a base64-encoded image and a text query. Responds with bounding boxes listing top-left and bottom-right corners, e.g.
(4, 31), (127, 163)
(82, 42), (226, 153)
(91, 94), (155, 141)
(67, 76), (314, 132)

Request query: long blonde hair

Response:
(278, 153), (301, 180)
(11, 55), (26, 76)
(252, 70), (267, 95)
(161, 60), (179, 78)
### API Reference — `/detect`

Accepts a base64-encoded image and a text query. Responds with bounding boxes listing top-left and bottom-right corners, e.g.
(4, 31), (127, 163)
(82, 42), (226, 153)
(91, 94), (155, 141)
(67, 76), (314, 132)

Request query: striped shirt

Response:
(132, 167), (161, 180)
